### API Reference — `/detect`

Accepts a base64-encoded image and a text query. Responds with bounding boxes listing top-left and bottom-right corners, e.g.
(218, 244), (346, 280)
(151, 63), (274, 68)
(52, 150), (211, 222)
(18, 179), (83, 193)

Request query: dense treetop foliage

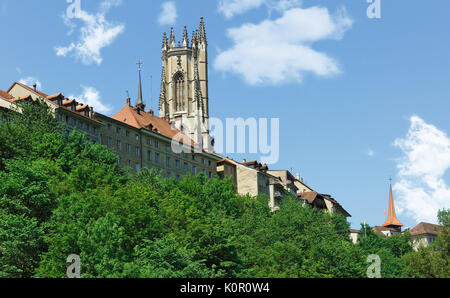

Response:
(0, 101), (448, 278)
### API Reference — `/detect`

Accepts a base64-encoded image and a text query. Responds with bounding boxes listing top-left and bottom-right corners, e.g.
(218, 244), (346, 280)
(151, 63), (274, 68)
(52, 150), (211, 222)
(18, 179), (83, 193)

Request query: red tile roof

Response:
(112, 105), (193, 146)
(5, 82), (101, 125)
(0, 90), (14, 100)
(410, 222), (441, 236)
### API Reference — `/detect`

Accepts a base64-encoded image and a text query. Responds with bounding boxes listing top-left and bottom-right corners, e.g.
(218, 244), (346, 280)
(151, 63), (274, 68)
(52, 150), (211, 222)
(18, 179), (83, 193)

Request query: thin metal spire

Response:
(136, 59), (145, 109)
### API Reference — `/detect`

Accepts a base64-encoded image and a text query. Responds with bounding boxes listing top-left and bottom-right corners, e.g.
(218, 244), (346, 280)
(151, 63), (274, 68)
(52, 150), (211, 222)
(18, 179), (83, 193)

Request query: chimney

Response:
(89, 107), (94, 118)
(33, 83), (37, 91)
(296, 173), (300, 180)
(242, 159), (247, 163)
(126, 97), (131, 107)
(149, 109), (154, 116)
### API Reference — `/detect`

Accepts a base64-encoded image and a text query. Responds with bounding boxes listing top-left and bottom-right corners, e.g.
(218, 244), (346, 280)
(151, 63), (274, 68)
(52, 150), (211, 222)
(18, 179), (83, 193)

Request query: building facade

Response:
(159, 18), (212, 151)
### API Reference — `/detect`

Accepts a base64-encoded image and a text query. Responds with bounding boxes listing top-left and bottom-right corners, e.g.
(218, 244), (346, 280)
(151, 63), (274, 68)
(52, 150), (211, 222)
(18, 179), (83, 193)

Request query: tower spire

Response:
(183, 26), (189, 47)
(199, 16), (207, 44)
(169, 27), (175, 48)
(136, 59), (145, 110)
(383, 180), (403, 230)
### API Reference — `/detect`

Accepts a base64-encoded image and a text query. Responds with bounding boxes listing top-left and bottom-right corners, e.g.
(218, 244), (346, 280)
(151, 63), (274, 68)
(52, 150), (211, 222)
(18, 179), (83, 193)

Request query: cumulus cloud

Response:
(55, 0), (125, 65)
(158, 1), (177, 26)
(218, 0), (302, 19)
(393, 116), (450, 224)
(214, 6), (353, 85)
(368, 149), (375, 157)
(69, 86), (111, 114)
(19, 77), (42, 90)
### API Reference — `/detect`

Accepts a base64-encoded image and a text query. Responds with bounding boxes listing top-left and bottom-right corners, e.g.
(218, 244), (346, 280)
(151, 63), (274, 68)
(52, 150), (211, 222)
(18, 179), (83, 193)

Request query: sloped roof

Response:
(112, 105), (193, 146)
(410, 222), (441, 236)
(373, 225), (400, 237)
(0, 90), (14, 100)
(7, 81), (49, 98)
(5, 82), (101, 124)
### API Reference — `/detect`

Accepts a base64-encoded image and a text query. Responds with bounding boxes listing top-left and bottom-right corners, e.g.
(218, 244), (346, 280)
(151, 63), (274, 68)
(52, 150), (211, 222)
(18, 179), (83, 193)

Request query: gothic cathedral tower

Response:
(159, 17), (212, 151)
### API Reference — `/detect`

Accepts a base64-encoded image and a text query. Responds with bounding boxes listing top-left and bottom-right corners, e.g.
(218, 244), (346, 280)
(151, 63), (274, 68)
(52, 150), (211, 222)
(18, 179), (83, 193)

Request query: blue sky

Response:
(1, 0), (449, 229)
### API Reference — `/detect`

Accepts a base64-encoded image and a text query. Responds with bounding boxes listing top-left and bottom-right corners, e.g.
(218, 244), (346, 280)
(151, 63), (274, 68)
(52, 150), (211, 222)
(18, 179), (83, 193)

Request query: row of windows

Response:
(105, 136), (213, 168)
(118, 158), (213, 178)
(59, 114), (97, 135)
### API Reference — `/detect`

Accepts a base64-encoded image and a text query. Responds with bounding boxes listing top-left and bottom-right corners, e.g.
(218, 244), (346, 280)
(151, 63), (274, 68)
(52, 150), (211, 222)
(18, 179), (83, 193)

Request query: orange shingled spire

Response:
(383, 184), (403, 228)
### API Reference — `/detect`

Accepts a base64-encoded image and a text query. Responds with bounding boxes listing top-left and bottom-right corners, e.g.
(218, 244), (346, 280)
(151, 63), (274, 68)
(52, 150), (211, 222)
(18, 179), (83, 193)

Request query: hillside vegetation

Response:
(0, 101), (448, 278)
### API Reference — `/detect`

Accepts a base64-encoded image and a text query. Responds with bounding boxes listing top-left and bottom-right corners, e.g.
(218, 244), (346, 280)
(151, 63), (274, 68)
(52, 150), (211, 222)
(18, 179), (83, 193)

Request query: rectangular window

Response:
(116, 127), (121, 134)
(107, 137), (112, 148)
(192, 166), (197, 175)
(126, 130), (130, 137)
(155, 140), (160, 149)
(136, 163), (140, 172)
(166, 157), (170, 168)
(147, 150), (152, 161)
(127, 160), (131, 167)
(117, 141), (122, 151)
(155, 153), (160, 163)
(208, 172), (213, 179)
(147, 138), (152, 146)
(165, 145), (170, 152)
(135, 147), (140, 157)
(184, 163), (188, 173)
(136, 134), (140, 141)
(126, 144), (131, 153)
(107, 124), (112, 130)
(175, 160), (180, 169)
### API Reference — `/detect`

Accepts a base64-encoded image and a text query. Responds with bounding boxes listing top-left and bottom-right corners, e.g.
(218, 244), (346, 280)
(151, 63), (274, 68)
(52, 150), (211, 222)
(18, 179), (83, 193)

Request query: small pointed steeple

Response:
(136, 59), (145, 111)
(162, 32), (168, 50)
(182, 26), (189, 47)
(191, 29), (197, 48)
(199, 16), (207, 44)
(169, 27), (175, 48)
(383, 181), (403, 230)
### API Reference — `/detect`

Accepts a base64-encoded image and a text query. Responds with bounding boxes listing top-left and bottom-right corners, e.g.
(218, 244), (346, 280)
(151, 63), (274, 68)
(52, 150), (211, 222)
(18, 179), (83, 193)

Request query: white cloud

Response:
(55, 0), (125, 65)
(218, 0), (302, 19)
(393, 116), (450, 224)
(368, 149), (375, 157)
(218, 0), (265, 19)
(214, 6), (353, 85)
(158, 1), (177, 26)
(69, 86), (111, 114)
(19, 77), (42, 90)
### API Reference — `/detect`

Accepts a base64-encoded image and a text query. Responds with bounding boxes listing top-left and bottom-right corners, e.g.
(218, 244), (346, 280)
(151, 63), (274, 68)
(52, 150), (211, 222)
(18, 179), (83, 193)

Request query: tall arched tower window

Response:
(174, 72), (185, 111)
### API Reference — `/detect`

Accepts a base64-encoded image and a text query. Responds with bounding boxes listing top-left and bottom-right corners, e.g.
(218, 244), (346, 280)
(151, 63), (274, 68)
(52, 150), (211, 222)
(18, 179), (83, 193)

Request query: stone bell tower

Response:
(159, 17), (212, 151)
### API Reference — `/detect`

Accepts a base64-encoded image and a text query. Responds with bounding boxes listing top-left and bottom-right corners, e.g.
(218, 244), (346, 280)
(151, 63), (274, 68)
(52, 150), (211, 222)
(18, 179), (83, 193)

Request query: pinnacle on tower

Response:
(159, 66), (167, 115)
(162, 32), (168, 50)
(182, 26), (189, 47)
(169, 27), (175, 48)
(199, 16), (207, 44)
